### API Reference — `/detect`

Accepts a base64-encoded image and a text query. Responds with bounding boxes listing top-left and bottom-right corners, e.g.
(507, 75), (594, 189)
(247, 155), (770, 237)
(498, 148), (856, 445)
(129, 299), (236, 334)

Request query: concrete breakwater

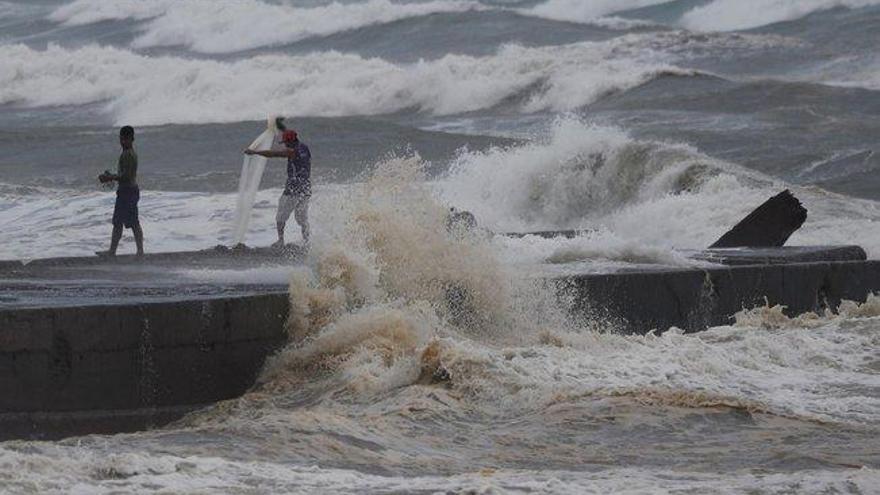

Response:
(0, 293), (288, 440)
(562, 260), (880, 334)
(0, 247), (878, 439)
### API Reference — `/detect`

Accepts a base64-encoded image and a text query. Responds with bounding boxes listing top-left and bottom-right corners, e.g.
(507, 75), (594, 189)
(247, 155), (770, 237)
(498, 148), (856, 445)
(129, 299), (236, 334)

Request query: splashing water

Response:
(2, 137), (880, 493)
(161, 155), (880, 494)
(252, 153), (585, 400)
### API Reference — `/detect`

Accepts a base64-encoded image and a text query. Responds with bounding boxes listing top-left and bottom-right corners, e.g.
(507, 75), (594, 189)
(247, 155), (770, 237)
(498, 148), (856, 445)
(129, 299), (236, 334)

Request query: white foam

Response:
(0, 40), (686, 125)
(49, 0), (483, 53)
(539, 233), (706, 267)
(437, 118), (880, 259)
(680, 0), (880, 32)
(0, 443), (876, 494)
(0, 185), (338, 260)
(3, 138), (880, 492)
(3, 121), (880, 264)
(522, 0), (671, 24)
(246, 149), (880, 429)
(396, 312), (880, 426)
(438, 118), (753, 233)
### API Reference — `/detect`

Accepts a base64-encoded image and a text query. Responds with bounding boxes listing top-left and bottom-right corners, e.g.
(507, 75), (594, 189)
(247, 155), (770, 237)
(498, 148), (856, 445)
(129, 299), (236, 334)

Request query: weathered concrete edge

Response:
(0, 292), (289, 352)
(0, 403), (209, 441)
(557, 260), (880, 334)
(0, 293), (290, 418)
(0, 246), (304, 271)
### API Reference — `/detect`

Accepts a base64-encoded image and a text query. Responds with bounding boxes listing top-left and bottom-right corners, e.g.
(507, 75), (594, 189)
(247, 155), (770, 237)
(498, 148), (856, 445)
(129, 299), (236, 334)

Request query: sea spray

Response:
(254, 154), (584, 399)
(139, 155), (880, 489)
(732, 292), (880, 329)
(3, 3), (880, 490)
(250, 146), (846, 404)
(231, 116), (278, 245)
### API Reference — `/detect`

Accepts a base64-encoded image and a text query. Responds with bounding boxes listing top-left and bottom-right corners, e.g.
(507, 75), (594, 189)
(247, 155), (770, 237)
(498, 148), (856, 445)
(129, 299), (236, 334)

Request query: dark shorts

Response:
(284, 178), (311, 198)
(112, 187), (140, 228)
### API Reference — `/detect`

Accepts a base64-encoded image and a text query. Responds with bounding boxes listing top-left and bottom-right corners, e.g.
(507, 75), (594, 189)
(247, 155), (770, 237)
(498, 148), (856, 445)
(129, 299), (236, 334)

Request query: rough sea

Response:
(1, 0), (880, 493)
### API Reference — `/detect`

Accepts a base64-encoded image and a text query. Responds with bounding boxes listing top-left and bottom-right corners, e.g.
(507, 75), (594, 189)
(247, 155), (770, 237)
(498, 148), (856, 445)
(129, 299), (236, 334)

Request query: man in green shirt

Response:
(98, 126), (144, 256)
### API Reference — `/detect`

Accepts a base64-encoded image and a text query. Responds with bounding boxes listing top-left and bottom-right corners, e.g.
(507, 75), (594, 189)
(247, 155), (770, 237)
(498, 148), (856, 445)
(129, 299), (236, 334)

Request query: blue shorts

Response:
(112, 187), (140, 228)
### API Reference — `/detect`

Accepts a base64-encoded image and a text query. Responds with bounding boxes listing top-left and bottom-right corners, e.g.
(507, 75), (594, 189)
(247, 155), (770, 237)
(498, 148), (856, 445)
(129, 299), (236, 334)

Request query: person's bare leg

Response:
(273, 194), (292, 248)
(132, 222), (144, 256)
(297, 215), (310, 246)
(108, 224), (123, 255)
(275, 221), (285, 247)
(295, 198), (310, 247)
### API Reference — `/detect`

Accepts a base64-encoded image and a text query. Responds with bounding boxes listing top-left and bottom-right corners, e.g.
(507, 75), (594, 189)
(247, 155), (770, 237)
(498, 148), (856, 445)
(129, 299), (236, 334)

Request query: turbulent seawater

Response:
(2, 0), (880, 493)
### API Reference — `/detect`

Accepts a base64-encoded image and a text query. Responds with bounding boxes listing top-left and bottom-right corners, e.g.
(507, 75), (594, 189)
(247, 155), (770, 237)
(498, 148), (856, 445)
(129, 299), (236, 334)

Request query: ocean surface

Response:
(2, 0), (880, 493)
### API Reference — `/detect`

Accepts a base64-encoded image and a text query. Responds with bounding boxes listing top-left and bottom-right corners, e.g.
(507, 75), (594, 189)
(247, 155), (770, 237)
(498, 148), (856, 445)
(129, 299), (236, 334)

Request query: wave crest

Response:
(681, 0), (880, 31)
(0, 41), (686, 125)
(50, 0), (483, 53)
(439, 119), (727, 231)
(522, 0), (671, 24)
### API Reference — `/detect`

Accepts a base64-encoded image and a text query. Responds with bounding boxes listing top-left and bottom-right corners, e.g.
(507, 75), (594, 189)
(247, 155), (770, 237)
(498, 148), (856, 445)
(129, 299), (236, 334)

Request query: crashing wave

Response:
(49, 0), (484, 53)
(0, 40), (690, 125)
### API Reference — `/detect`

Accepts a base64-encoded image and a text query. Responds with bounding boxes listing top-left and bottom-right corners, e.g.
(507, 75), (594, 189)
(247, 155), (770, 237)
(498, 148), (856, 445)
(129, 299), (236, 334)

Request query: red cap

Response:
(281, 130), (297, 143)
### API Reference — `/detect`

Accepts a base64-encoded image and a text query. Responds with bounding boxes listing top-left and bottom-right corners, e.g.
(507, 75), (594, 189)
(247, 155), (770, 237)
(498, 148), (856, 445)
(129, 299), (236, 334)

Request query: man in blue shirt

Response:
(245, 129), (311, 248)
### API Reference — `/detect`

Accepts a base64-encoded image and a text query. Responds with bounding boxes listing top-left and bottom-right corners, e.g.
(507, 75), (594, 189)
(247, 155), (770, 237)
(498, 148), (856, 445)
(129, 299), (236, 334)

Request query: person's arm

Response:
(244, 148), (296, 158)
(99, 171), (120, 182)
(101, 152), (136, 182)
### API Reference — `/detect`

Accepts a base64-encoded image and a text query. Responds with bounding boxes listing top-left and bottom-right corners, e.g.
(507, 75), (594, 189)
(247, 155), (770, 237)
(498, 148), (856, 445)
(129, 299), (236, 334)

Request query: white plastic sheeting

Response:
(231, 116), (278, 245)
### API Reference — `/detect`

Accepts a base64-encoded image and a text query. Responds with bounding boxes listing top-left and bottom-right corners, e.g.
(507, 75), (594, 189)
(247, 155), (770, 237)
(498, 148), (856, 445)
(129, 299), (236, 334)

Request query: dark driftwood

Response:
(710, 190), (807, 248)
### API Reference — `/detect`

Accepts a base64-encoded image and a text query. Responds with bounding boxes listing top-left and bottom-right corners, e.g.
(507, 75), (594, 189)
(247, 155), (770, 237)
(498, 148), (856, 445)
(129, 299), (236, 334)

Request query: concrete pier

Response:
(0, 248), (293, 439)
(560, 260), (880, 333)
(0, 245), (878, 439)
(0, 293), (288, 440)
